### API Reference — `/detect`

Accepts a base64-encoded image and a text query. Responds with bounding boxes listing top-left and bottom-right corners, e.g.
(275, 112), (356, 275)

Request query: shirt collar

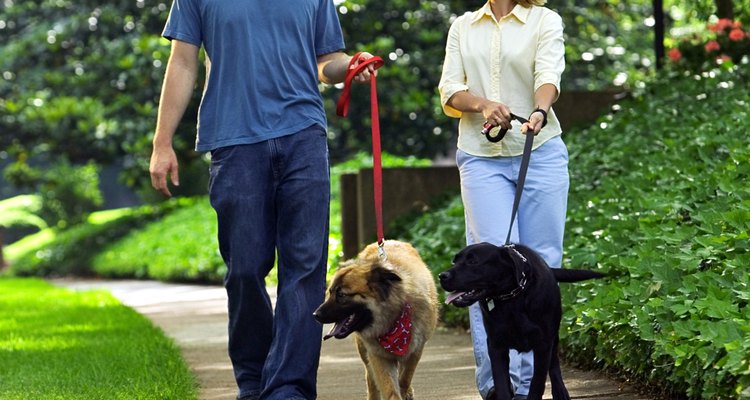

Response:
(471, 2), (532, 24)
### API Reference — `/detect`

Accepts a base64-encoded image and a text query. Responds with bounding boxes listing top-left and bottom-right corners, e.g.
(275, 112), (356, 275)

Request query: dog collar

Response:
(378, 303), (412, 357)
(493, 271), (528, 301)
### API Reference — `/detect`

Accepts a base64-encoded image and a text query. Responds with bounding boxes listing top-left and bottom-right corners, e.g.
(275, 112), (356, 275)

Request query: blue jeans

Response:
(456, 136), (569, 398)
(208, 126), (330, 400)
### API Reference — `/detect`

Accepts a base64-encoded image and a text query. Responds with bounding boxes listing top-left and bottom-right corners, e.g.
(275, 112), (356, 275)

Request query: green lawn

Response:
(0, 278), (197, 399)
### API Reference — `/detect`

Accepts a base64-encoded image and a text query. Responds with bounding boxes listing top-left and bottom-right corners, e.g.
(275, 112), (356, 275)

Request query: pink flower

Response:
(716, 54), (732, 64)
(704, 40), (721, 52)
(729, 28), (745, 41)
(716, 18), (735, 32)
(667, 48), (682, 62)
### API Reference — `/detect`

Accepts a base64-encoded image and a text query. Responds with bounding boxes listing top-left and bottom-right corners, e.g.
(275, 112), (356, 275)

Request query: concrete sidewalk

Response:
(55, 279), (649, 400)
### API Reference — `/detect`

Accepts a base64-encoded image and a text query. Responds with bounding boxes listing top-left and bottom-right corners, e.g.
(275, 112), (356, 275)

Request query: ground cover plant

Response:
(0, 278), (196, 399)
(6, 198), (191, 277)
(560, 63), (750, 399)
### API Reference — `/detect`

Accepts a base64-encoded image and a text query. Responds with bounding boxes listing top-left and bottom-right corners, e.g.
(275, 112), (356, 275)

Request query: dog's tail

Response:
(551, 268), (605, 283)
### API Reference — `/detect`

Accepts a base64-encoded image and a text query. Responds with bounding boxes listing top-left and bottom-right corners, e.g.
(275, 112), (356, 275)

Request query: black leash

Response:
(480, 113), (536, 246)
(479, 113), (537, 308)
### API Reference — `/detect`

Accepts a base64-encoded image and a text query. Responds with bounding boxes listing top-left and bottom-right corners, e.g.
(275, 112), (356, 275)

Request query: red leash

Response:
(336, 52), (386, 250)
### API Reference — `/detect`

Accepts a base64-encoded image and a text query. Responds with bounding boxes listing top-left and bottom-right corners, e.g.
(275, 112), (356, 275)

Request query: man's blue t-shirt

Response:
(163, 0), (345, 152)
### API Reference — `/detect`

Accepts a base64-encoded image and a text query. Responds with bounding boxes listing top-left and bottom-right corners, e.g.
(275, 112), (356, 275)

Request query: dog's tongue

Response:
(323, 321), (348, 340)
(445, 291), (466, 305)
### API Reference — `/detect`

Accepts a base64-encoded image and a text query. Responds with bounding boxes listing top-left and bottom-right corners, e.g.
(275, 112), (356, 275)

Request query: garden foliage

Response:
(3, 0), (744, 200)
(7, 198), (189, 277)
(560, 63), (750, 399)
(668, 18), (750, 73)
(4, 152), (430, 283)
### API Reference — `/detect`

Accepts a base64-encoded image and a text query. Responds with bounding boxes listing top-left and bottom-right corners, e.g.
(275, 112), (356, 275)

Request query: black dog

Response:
(438, 242), (604, 400)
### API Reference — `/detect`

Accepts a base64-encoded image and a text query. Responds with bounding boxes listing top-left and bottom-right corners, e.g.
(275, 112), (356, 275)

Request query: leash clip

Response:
(377, 241), (388, 261)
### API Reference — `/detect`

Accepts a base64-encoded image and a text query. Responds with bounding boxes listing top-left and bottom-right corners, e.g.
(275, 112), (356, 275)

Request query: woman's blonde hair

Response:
(517, 0), (547, 6)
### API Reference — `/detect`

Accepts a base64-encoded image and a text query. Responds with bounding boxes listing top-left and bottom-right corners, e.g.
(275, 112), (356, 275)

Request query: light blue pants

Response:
(456, 136), (569, 398)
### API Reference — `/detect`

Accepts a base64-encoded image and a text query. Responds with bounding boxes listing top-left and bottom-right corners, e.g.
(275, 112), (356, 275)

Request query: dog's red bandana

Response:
(378, 303), (412, 357)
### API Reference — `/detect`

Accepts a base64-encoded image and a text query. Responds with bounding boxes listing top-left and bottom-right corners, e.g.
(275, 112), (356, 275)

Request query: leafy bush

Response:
(4, 160), (102, 228)
(7, 198), (190, 277)
(329, 151), (431, 267)
(0, 195), (47, 231)
(6, 153), (429, 283)
(389, 193), (466, 327)
(92, 197), (223, 282)
(668, 18), (750, 73)
(560, 63), (750, 399)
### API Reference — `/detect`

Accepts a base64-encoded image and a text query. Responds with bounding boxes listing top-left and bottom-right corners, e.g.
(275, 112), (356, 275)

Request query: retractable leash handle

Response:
(481, 113), (528, 142)
(481, 109), (547, 142)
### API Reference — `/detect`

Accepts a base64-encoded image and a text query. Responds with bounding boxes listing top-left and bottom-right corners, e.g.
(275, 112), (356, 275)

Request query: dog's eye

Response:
(335, 291), (350, 301)
(466, 254), (478, 265)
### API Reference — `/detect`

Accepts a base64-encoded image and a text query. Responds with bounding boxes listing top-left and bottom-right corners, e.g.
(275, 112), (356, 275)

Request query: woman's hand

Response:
(480, 101), (513, 130)
(521, 109), (547, 135)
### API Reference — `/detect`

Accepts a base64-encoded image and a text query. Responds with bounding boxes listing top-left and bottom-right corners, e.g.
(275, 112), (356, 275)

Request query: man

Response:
(149, 1), (375, 399)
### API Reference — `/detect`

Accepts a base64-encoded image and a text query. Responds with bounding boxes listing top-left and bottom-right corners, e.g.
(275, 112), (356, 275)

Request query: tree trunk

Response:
(715, 0), (734, 19)
(0, 228), (5, 269)
(654, 0), (665, 70)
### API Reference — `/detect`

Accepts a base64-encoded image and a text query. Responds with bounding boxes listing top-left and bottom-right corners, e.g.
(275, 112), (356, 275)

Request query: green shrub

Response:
(389, 192), (466, 328)
(667, 18), (750, 73)
(328, 151), (431, 267)
(4, 160), (103, 228)
(0, 194), (47, 231)
(560, 63), (750, 399)
(92, 197), (223, 282)
(7, 198), (190, 277)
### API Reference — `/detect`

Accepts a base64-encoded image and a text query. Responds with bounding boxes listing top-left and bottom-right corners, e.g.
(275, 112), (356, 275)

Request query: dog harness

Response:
(378, 303), (412, 356)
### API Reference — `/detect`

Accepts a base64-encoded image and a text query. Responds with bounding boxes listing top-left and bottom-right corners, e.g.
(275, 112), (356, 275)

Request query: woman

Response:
(438, 1), (567, 399)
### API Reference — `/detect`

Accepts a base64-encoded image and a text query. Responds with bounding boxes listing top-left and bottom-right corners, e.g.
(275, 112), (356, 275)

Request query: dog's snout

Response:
(438, 271), (452, 283)
(312, 307), (323, 323)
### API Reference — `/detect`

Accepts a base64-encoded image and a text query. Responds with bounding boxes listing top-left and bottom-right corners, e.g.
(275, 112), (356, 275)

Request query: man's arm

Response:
(317, 51), (375, 85)
(149, 40), (200, 197)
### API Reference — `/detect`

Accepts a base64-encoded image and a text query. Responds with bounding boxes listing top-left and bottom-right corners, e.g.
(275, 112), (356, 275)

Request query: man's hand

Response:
(317, 51), (379, 85)
(348, 52), (377, 84)
(149, 144), (180, 197)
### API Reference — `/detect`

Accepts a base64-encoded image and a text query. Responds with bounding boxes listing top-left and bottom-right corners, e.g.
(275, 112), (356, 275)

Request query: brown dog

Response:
(313, 240), (438, 400)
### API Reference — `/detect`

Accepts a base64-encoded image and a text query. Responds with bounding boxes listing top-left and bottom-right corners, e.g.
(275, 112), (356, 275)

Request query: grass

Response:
(0, 278), (197, 399)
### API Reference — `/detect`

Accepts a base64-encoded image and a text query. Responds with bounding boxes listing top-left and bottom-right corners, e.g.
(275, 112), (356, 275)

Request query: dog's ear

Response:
(368, 264), (402, 300)
(336, 258), (357, 271)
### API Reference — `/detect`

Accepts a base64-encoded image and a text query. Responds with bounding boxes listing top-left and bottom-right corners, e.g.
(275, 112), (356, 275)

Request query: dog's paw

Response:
(402, 387), (414, 400)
